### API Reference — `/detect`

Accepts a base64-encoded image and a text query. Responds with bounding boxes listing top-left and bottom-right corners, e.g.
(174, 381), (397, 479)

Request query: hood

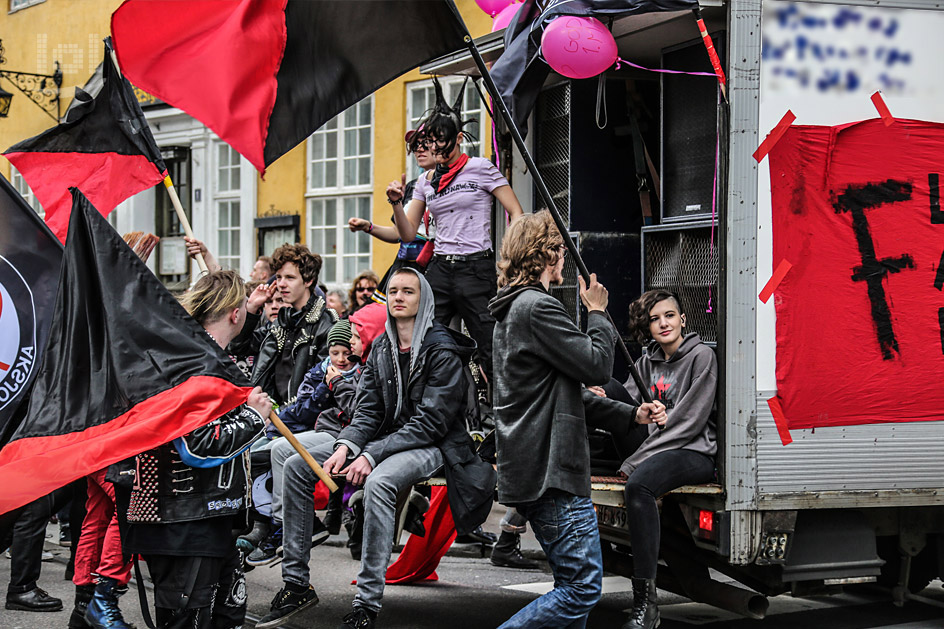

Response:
(419, 323), (477, 362)
(349, 302), (387, 360)
(646, 333), (703, 363)
(488, 284), (545, 322)
(384, 267), (436, 419)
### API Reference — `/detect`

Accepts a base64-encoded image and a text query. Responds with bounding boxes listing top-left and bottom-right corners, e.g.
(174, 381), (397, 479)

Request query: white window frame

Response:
(405, 78), (486, 180)
(9, 0), (45, 13)
(10, 165), (44, 218)
(211, 141), (255, 276)
(306, 97), (374, 288)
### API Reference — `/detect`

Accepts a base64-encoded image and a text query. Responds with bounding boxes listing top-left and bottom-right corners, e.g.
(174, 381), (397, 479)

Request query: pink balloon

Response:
(541, 16), (618, 80)
(491, 2), (520, 32)
(475, 0), (513, 18)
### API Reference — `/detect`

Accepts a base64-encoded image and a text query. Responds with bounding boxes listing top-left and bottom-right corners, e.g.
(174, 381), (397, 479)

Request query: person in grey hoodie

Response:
(489, 211), (663, 629)
(585, 288), (717, 629)
(257, 267), (493, 629)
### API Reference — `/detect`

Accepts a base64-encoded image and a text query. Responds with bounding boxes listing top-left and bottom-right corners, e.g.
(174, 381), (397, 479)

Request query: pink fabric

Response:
(349, 303), (388, 360)
(73, 468), (132, 586)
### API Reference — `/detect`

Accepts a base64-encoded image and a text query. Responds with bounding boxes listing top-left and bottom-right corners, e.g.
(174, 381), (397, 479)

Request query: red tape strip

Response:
(766, 396), (793, 446)
(753, 110), (796, 163)
(697, 19), (727, 87)
(871, 91), (894, 127)
(759, 259), (793, 304)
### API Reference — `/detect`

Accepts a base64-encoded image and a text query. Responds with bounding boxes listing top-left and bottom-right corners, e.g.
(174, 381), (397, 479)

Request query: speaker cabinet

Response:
(661, 34), (724, 223)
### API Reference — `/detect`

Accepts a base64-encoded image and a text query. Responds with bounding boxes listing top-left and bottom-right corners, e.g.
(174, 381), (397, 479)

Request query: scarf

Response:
(430, 153), (469, 193)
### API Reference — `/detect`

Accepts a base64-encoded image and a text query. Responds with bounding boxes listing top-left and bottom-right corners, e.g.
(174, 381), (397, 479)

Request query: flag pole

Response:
(462, 35), (656, 408)
(269, 411), (339, 493)
(108, 47), (209, 275)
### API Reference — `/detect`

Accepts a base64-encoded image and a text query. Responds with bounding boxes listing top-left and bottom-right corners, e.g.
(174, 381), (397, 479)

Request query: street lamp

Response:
(0, 38), (62, 121)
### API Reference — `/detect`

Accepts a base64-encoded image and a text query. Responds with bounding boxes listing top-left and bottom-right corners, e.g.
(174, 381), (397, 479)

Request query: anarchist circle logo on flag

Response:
(0, 255), (37, 412)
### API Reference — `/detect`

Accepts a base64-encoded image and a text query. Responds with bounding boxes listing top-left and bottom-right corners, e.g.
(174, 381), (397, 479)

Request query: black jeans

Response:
(145, 548), (246, 629)
(624, 449), (714, 579)
(5, 483), (77, 595)
(424, 255), (496, 381)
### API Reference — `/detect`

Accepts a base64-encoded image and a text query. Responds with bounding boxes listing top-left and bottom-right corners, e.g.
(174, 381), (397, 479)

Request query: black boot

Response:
(324, 486), (344, 535)
(236, 517), (271, 554)
(490, 532), (538, 569)
(68, 584), (95, 629)
(622, 578), (659, 629)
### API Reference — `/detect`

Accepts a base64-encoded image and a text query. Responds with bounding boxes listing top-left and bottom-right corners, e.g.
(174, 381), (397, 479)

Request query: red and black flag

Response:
(0, 175), (63, 449)
(110, 0), (470, 173)
(491, 0), (698, 134)
(4, 39), (167, 243)
(0, 189), (250, 514)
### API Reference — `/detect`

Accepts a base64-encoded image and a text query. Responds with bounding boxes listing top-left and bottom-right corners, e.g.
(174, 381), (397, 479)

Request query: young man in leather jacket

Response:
(256, 268), (494, 629)
(122, 271), (271, 629)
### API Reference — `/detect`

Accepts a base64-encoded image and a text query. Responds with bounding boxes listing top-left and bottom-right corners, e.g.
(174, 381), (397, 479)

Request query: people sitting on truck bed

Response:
(584, 289), (718, 629)
(256, 268), (495, 629)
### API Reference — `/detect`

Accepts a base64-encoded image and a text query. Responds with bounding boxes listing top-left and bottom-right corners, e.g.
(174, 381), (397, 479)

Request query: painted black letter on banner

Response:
(833, 180), (914, 360)
(931, 174), (944, 224)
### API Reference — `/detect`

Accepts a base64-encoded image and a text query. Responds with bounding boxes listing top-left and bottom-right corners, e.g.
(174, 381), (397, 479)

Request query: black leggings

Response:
(624, 449), (714, 579)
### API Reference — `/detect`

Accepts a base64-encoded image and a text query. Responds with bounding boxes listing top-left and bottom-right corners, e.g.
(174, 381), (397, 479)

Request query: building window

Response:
(406, 78), (484, 180)
(307, 98), (373, 287)
(9, 0), (45, 12)
(215, 144), (242, 271)
(10, 165), (44, 218)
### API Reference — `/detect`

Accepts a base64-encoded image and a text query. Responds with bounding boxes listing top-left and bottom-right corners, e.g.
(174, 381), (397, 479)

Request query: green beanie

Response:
(327, 319), (353, 349)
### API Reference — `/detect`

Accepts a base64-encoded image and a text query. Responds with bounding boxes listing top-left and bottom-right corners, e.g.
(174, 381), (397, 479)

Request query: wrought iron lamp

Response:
(0, 39), (62, 121)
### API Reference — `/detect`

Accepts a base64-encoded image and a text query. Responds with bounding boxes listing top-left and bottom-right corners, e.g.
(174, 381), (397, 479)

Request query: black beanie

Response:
(327, 319), (353, 349)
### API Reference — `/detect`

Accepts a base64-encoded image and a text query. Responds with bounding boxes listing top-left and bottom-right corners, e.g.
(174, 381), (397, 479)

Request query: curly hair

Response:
(271, 243), (322, 285)
(348, 269), (380, 308)
(179, 270), (245, 326)
(628, 289), (685, 344)
(497, 211), (564, 289)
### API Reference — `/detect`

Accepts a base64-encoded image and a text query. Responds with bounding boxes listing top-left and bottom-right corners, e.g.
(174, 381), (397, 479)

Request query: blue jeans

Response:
(499, 491), (603, 629)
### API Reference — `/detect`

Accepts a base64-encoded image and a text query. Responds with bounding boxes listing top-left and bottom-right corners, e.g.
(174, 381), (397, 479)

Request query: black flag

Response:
(0, 189), (251, 514)
(0, 175), (63, 447)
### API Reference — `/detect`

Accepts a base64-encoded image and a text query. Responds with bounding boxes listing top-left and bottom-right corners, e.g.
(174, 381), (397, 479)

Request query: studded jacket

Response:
(249, 292), (338, 406)
(127, 405), (266, 524)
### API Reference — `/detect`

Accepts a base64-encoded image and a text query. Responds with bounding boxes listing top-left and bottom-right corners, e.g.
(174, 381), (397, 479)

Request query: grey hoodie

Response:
(621, 333), (717, 475)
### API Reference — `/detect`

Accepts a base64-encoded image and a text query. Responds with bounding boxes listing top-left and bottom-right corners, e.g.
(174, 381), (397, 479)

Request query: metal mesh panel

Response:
(535, 83), (571, 226)
(644, 227), (718, 343)
(535, 83), (579, 322)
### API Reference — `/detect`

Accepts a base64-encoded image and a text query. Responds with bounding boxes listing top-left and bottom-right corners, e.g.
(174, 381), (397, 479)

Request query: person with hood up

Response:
(256, 267), (495, 629)
(489, 211), (665, 629)
(584, 289), (717, 629)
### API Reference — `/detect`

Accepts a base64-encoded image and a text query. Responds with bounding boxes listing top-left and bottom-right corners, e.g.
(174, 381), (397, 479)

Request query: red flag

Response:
(4, 40), (167, 243)
(111, 0), (469, 173)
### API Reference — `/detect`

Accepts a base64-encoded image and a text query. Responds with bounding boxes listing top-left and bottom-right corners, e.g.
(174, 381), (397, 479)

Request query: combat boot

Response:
(621, 577), (659, 629)
(85, 577), (133, 629)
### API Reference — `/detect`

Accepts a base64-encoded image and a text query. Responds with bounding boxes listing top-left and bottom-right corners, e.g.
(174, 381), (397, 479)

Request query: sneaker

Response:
(338, 605), (376, 629)
(255, 585), (319, 629)
(246, 527), (283, 567)
(41, 550), (55, 561)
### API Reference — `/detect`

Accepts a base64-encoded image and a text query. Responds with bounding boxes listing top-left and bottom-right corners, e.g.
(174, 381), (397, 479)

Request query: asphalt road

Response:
(2, 505), (944, 629)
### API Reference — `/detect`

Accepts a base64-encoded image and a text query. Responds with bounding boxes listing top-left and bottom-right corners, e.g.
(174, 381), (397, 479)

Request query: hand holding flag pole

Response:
(268, 411), (339, 493)
(107, 46), (208, 274)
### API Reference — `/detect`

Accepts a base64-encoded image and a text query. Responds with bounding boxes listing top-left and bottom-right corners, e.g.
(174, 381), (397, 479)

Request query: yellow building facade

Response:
(0, 0), (494, 292)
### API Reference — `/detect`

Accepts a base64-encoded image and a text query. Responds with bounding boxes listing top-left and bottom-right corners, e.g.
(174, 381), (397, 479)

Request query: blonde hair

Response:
(497, 211), (564, 289)
(179, 270), (246, 325)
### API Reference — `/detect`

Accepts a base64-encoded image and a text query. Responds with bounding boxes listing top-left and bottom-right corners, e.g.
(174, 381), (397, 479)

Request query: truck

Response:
(423, 0), (944, 618)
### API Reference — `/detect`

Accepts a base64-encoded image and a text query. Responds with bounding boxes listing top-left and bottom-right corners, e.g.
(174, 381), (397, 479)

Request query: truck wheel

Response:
(876, 537), (937, 594)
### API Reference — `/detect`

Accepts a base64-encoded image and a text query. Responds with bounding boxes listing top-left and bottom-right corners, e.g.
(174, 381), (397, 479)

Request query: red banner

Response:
(769, 118), (944, 429)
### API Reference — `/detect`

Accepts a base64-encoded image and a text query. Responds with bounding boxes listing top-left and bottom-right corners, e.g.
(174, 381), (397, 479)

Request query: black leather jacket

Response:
(336, 323), (496, 535)
(127, 405), (265, 524)
(249, 292), (338, 405)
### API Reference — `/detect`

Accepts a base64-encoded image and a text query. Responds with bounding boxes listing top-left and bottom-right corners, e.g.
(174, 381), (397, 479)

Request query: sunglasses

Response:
(356, 286), (376, 293)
